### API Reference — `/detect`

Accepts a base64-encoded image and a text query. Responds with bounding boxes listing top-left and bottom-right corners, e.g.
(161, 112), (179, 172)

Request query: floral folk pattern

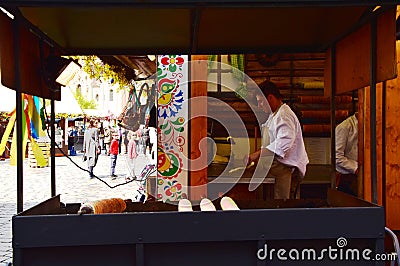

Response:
(158, 117), (186, 152)
(157, 55), (187, 202)
(157, 147), (183, 179)
(157, 76), (184, 119)
(160, 55), (185, 72)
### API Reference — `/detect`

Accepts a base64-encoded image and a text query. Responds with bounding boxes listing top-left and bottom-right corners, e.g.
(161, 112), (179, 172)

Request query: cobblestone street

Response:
(0, 152), (153, 264)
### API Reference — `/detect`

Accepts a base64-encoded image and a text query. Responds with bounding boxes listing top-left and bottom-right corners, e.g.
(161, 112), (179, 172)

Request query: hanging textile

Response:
(118, 81), (155, 131)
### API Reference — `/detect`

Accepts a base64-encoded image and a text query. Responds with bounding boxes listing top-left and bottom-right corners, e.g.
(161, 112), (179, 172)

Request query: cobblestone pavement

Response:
(0, 151), (153, 264)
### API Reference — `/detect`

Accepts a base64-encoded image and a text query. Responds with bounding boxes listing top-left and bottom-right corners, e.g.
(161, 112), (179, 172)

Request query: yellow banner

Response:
(30, 139), (47, 167)
(0, 111), (16, 156)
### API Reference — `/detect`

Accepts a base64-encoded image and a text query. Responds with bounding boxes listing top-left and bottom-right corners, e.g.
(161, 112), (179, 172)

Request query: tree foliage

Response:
(72, 56), (130, 91)
(73, 90), (97, 109)
(0, 112), (10, 121)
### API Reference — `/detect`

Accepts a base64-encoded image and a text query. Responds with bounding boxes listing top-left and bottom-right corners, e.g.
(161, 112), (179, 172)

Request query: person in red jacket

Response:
(110, 132), (119, 179)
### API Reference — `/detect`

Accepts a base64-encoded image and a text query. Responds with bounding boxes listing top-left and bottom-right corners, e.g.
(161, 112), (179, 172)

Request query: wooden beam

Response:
(190, 55), (208, 200)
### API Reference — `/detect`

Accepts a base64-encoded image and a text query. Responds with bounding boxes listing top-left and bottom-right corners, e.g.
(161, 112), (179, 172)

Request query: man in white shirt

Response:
(335, 113), (358, 196)
(245, 81), (309, 199)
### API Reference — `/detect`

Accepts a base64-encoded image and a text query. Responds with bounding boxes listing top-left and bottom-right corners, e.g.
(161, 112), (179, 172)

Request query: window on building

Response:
(109, 89), (114, 101)
(207, 55), (241, 97)
(95, 94), (99, 102)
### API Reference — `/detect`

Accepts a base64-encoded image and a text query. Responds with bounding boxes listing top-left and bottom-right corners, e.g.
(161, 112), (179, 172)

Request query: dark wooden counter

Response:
(208, 163), (332, 199)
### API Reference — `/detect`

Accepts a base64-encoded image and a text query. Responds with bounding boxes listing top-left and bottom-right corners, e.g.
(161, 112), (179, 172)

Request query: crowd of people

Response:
(80, 118), (156, 179)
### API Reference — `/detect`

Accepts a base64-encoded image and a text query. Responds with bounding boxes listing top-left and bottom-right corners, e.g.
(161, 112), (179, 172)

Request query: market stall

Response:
(0, 1), (399, 265)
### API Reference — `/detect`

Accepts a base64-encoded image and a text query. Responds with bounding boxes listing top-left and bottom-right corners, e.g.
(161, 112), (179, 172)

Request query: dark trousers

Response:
(110, 154), (118, 175)
(336, 172), (357, 196)
(88, 166), (94, 178)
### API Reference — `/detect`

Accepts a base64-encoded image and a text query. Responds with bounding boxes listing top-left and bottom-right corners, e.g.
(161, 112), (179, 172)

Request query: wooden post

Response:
(190, 55), (208, 200)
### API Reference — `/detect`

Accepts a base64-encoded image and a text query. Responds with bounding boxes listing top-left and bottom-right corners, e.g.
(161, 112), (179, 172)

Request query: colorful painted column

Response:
(156, 55), (188, 202)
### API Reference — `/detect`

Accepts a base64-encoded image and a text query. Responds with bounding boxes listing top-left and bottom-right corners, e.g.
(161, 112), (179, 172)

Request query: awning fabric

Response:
(3, 1), (397, 55)
(0, 1), (398, 98)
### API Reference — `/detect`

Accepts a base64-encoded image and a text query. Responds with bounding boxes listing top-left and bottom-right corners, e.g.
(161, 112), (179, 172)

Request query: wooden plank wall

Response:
(385, 40), (400, 230)
(361, 40), (400, 230)
(246, 53), (325, 86)
(245, 53), (354, 137)
(208, 98), (266, 138)
(337, 7), (398, 229)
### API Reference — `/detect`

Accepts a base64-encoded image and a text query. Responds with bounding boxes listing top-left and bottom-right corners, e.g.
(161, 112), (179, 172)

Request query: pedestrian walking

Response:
(123, 130), (129, 154)
(110, 131), (119, 179)
(136, 125), (147, 155)
(83, 119), (101, 178)
(118, 125), (123, 154)
(104, 124), (112, 156)
(126, 131), (138, 180)
(98, 121), (105, 153)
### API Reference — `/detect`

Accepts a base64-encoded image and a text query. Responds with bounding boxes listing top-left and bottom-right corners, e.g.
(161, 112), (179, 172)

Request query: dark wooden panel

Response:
(252, 76), (325, 87)
(208, 120), (259, 138)
(298, 95), (352, 104)
(301, 110), (348, 120)
(246, 53), (325, 62)
(335, 21), (370, 94)
(247, 69), (324, 78)
(0, 12), (61, 100)
(246, 59), (325, 71)
(335, 7), (396, 94)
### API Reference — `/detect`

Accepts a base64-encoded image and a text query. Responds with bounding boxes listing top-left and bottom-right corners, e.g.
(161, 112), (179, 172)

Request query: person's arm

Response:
(243, 149), (261, 166)
(265, 113), (296, 159)
(82, 131), (87, 153)
(94, 128), (99, 143)
(244, 147), (274, 165)
(335, 124), (358, 174)
(93, 129), (101, 153)
(95, 129), (101, 146)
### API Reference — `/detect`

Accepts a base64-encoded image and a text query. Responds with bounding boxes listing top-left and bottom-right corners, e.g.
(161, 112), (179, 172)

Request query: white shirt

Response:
(148, 127), (157, 144)
(260, 122), (270, 148)
(262, 104), (309, 177)
(335, 114), (358, 174)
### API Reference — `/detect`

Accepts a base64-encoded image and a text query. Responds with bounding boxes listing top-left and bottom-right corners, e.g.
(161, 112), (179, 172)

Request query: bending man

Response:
(244, 81), (309, 199)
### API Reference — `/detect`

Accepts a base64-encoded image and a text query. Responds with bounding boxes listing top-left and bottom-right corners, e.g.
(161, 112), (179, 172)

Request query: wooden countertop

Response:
(208, 163), (331, 185)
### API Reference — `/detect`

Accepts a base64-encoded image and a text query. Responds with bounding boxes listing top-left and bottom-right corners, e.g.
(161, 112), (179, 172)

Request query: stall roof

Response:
(1, 1), (398, 55)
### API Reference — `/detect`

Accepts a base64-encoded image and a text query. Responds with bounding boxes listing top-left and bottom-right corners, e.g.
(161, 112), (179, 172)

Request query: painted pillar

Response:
(157, 55), (188, 202)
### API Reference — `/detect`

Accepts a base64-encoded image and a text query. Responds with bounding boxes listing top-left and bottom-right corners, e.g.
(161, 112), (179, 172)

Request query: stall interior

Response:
(207, 54), (357, 200)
